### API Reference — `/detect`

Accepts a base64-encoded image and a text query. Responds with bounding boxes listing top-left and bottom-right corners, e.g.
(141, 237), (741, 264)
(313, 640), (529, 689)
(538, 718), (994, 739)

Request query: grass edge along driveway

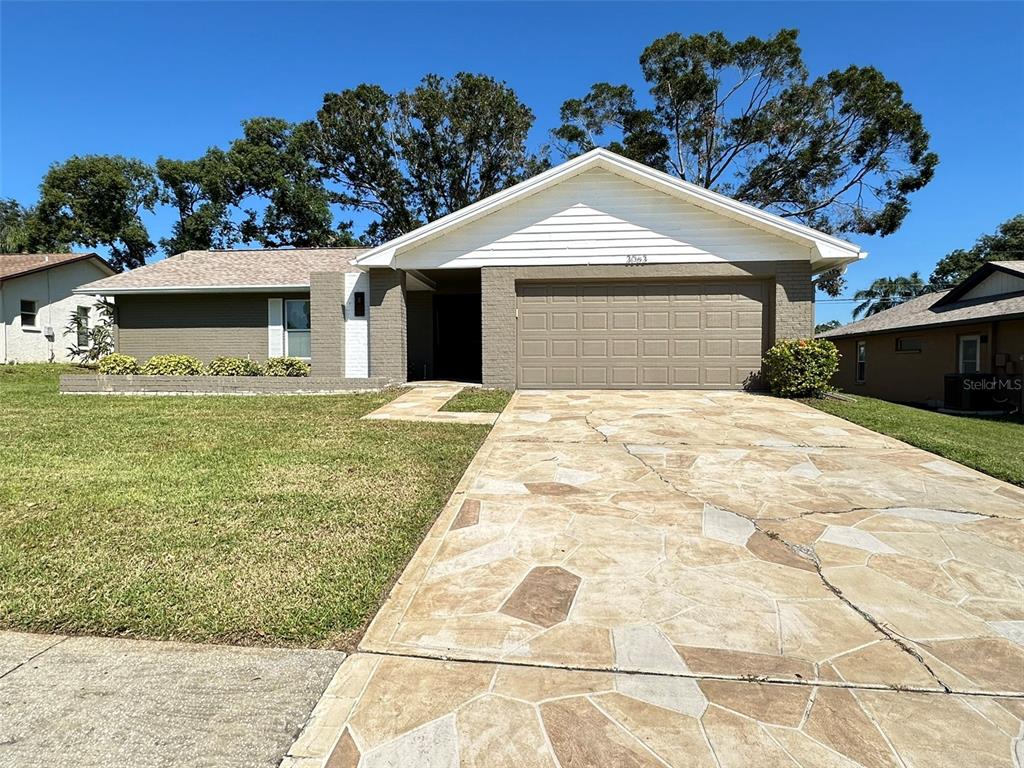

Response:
(0, 365), (498, 649)
(808, 394), (1023, 487)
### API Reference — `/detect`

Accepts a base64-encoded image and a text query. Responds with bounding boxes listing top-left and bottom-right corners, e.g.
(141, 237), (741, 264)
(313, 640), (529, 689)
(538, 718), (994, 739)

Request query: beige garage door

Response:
(517, 281), (765, 389)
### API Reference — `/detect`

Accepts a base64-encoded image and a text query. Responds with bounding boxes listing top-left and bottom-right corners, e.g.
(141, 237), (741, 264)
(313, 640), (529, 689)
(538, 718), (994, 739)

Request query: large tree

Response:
(929, 214), (1024, 289)
(554, 30), (938, 294)
(313, 72), (538, 244)
(0, 199), (34, 253)
(158, 118), (356, 255)
(33, 155), (159, 270)
(852, 272), (929, 318)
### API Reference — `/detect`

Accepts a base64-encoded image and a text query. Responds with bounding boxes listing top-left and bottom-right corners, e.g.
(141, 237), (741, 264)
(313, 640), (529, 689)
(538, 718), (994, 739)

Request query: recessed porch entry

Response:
(407, 269), (482, 382)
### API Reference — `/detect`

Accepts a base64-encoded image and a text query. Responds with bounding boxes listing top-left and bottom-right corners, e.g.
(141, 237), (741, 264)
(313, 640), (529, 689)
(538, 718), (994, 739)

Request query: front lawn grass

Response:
(807, 394), (1024, 487)
(440, 387), (512, 413)
(0, 364), (491, 648)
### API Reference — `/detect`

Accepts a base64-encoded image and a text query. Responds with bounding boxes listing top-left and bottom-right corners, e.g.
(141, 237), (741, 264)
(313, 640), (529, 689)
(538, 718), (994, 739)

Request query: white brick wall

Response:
(1, 260), (111, 363)
(344, 272), (369, 378)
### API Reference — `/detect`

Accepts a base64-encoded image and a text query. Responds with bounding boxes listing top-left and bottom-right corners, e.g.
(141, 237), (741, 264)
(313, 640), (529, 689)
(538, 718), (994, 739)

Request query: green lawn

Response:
(808, 394), (1024, 487)
(0, 365), (491, 648)
(440, 387), (512, 413)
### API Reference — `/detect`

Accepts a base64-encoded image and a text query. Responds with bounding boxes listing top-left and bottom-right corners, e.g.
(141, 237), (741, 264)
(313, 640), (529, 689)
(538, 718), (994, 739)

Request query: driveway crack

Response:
(620, 443), (955, 694)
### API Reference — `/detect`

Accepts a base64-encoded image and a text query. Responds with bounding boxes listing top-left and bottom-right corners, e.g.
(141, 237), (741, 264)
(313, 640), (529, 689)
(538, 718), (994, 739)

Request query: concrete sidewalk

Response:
(0, 632), (344, 768)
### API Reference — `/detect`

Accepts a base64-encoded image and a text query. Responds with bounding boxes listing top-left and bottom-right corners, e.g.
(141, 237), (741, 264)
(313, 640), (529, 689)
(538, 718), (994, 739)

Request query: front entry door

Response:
(433, 294), (482, 382)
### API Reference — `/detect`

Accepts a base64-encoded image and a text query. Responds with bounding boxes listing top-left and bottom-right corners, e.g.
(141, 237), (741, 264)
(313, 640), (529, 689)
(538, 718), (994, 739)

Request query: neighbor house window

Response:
(958, 335), (981, 374)
(895, 337), (922, 352)
(855, 341), (867, 383)
(75, 306), (91, 347)
(285, 299), (311, 358)
(20, 300), (37, 328)
(354, 291), (366, 317)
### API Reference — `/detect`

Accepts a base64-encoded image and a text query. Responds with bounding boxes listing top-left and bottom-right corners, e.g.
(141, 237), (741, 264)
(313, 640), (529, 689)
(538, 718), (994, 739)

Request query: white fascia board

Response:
(354, 148), (865, 268)
(71, 284), (312, 295)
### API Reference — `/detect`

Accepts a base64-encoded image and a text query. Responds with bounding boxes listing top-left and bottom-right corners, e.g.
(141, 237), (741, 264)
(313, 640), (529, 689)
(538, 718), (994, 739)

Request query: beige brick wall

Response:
(481, 262), (815, 389)
(368, 269), (407, 382)
(115, 292), (308, 363)
(310, 272), (345, 377)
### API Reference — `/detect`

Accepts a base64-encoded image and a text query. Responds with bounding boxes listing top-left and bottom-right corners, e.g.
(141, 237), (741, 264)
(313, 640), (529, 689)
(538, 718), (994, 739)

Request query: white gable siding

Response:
(397, 168), (813, 269)
(961, 270), (1024, 301)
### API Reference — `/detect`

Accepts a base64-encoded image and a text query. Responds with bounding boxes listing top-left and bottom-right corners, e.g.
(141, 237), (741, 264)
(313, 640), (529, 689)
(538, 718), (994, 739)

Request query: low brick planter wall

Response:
(60, 374), (392, 396)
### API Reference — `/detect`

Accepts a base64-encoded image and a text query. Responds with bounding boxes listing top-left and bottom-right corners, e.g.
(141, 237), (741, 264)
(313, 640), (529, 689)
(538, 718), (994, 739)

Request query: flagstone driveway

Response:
(284, 390), (1024, 768)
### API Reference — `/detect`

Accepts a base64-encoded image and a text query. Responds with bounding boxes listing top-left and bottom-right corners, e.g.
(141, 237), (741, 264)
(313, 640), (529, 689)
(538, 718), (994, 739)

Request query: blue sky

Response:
(2, 1), (1022, 323)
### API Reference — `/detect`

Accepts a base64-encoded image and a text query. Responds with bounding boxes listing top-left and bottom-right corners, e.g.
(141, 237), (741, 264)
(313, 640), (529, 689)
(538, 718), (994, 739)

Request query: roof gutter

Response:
(72, 284), (312, 295)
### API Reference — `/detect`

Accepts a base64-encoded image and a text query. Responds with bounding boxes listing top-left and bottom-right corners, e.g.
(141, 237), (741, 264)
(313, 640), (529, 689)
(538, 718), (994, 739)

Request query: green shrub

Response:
(206, 356), (262, 376)
(762, 338), (840, 398)
(263, 357), (311, 377)
(97, 353), (141, 375)
(141, 354), (206, 376)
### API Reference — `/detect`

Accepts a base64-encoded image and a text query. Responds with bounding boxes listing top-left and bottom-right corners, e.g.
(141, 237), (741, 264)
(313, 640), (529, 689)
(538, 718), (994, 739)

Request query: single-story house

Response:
(1, 252), (114, 363)
(75, 148), (865, 389)
(819, 260), (1024, 408)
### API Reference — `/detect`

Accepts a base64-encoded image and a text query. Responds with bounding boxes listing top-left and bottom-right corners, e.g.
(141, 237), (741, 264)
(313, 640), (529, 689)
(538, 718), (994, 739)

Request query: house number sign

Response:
(626, 254), (648, 265)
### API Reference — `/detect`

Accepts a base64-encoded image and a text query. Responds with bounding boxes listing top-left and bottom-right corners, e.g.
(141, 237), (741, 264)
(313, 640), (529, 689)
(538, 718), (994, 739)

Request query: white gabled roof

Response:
(355, 148), (866, 272)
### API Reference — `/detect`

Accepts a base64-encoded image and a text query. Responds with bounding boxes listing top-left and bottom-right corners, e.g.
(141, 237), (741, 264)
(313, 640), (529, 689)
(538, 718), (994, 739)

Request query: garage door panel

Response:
(517, 280), (764, 389)
(642, 311), (670, 330)
(612, 312), (639, 330)
(611, 339), (639, 357)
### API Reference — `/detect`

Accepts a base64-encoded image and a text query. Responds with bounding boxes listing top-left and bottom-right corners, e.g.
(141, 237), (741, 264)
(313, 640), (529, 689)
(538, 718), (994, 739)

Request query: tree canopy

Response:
(6, 46), (937, 278)
(851, 272), (930, 318)
(312, 72), (539, 244)
(32, 155), (159, 271)
(929, 214), (1024, 289)
(554, 30), (938, 294)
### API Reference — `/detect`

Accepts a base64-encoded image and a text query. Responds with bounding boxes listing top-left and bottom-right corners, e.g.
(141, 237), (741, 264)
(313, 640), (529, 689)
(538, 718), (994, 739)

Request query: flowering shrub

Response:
(141, 354), (206, 376)
(206, 356), (262, 376)
(262, 357), (311, 377)
(762, 339), (839, 398)
(98, 353), (141, 375)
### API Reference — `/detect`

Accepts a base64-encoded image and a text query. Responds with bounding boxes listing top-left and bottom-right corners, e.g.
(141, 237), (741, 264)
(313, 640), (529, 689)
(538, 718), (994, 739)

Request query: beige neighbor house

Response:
(75, 149), (865, 390)
(1, 252), (114, 363)
(819, 260), (1024, 410)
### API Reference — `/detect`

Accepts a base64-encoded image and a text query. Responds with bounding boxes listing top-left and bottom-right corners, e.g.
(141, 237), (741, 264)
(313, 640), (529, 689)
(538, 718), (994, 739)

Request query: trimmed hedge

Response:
(207, 356), (262, 376)
(141, 355), (206, 376)
(762, 338), (840, 398)
(263, 357), (311, 377)
(98, 353), (141, 375)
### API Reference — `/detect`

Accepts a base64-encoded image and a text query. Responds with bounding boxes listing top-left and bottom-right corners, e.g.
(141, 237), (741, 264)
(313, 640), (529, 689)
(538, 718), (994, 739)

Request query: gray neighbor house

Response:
(75, 149), (865, 390)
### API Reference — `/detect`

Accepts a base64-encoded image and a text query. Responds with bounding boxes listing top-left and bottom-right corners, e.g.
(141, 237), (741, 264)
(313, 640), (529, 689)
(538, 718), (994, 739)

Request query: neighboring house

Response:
(1, 252), (114, 363)
(819, 261), (1024, 407)
(76, 148), (865, 389)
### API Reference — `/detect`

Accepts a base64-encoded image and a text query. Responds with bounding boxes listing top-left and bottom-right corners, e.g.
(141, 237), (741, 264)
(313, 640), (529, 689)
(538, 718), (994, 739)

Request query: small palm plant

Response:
(65, 299), (116, 363)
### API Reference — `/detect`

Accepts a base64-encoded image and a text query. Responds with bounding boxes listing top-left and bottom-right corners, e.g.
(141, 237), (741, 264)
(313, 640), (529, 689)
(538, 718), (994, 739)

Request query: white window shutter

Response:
(267, 298), (283, 357)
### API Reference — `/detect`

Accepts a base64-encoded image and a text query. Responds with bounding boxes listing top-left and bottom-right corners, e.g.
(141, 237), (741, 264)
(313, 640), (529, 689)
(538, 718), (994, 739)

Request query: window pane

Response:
(286, 300), (310, 330)
(76, 307), (90, 347)
(20, 300), (37, 326)
(287, 331), (311, 358)
(961, 339), (979, 373)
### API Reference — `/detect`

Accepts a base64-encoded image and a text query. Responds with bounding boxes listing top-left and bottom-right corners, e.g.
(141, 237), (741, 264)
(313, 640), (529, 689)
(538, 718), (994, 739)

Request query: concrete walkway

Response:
(284, 390), (1024, 767)
(362, 384), (498, 425)
(0, 632), (344, 768)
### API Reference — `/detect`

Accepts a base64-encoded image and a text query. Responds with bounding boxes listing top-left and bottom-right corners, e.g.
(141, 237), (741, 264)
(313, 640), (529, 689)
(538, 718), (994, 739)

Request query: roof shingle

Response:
(74, 248), (370, 294)
(818, 288), (1024, 339)
(0, 252), (105, 281)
